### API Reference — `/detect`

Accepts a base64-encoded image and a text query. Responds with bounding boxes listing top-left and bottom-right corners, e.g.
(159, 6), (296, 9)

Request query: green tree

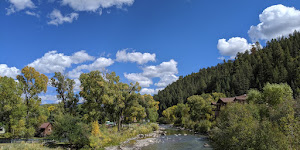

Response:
(51, 113), (90, 148)
(210, 103), (260, 150)
(0, 76), (26, 138)
(140, 94), (159, 122)
(79, 71), (108, 122)
(51, 72), (79, 114)
(16, 66), (48, 137)
(162, 105), (177, 124)
(262, 83), (293, 106)
(187, 95), (212, 121)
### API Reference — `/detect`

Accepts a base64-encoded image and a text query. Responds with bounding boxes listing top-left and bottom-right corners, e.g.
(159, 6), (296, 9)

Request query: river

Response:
(123, 125), (213, 150)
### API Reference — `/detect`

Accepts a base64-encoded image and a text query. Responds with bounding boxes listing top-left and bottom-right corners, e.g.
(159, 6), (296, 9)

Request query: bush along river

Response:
(106, 125), (213, 150)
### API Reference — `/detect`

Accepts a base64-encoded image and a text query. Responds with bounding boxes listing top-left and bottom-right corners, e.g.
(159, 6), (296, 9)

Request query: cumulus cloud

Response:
(140, 88), (164, 95)
(154, 74), (178, 87)
(124, 59), (179, 94)
(75, 57), (114, 71)
(40, 94), (59, 104)
(217, 37), (253, 58)
(0, 64), (20, 79)
(48, 9), (79, 26)
(116, 49), (156, 64)
(28, 50), (94, 74)
(71, 50), (95, 64)
(68, 57), (114, 78)
(248, 4), (300, 41)
(61, 0), (135, 12)
(6, 0), (35, 15)
(142, 59), (178, 79)
(124, 73), (153, 87)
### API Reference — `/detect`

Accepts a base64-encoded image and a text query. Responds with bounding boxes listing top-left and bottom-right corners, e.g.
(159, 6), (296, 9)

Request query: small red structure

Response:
(39, 122), (52, 137)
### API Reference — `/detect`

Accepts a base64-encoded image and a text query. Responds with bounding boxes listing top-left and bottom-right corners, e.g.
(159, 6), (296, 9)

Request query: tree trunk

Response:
(118, 115), (122, 131)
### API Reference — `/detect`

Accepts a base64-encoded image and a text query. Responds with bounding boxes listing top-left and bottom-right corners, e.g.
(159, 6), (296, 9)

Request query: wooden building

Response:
(39, 122), (52, 137)
(211, 94), (247, 118)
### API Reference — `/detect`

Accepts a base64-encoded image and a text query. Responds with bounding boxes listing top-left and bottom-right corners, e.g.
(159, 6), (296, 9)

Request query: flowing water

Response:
(141, 125), (213, 150)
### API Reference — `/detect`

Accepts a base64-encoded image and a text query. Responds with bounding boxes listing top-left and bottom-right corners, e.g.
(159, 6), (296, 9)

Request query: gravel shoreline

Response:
(105, 126), (166, 150)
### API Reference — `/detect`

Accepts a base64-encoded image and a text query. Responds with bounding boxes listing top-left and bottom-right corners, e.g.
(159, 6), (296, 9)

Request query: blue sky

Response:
(1, 0), (300, 104)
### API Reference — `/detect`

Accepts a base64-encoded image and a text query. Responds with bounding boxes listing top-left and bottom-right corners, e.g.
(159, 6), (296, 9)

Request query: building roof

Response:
(219, 97), (236, 103)
(218, 94), (247, 103)
(235, 94), (247, 101)
(40, 122), (51, 129)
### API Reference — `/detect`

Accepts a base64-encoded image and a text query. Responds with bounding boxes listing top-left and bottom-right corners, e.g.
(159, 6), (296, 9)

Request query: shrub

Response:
(137, 125), (152, 135)
(194, 120), (211, 133)
(149, 123), (159, 131)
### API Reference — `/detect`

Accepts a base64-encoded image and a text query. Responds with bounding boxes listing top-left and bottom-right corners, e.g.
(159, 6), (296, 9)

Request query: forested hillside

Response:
(154, 31), (300, 114)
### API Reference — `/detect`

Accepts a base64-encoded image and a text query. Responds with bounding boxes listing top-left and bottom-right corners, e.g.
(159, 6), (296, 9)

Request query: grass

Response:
(0, 123), (160, 150)
(97, 123), (159, 148)
(0, 142), (63, 150)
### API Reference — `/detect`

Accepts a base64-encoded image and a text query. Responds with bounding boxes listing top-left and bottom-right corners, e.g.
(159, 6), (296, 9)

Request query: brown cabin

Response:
(211, 94), (247, 118)
(39, 122), (52, 137)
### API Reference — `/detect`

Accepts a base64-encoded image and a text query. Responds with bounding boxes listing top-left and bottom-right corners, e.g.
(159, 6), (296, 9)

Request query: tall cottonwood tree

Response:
(112, 81), (141, 131)
(51, 72), (79, 114)
(17, 66), (48, 137)
(79, 71), (108, 122)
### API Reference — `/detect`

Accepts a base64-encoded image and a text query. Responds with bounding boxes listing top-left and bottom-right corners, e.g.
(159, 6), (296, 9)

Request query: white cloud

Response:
(0, 64), (20, 79)
(140, 88), (155, 95)
(248, 4), (300, 41)
(124, 73), (153, 87)
(124, 59), (179, 93)
(48, 9), (79, 26)
(154, 74), (178, 87)
(73, 78), (81, 92)
(76, 57), (114, 71)
(217, 56), (225, 60)
(6, 0), (35, 15)
(217, 37), (253, 57)
(61, 0), (134, 12)
(68, 57), (114, 79)
(40, 95), (59, 104)
(28, 50), (94, 74)
(25, 11), (39, 17)
(116, 49), (156, 64)
(140, 88), (164, 95)
(71, 50), (95, 64)
(142, 59), (178, 79)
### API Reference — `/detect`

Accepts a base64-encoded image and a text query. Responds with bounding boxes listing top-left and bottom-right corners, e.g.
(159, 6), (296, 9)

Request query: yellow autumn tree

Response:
(91, 121), (100, 136)
(89, 121), (112, 149)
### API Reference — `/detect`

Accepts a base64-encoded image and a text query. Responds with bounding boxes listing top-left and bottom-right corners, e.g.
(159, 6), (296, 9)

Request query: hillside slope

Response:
(154, 31), (300, 114)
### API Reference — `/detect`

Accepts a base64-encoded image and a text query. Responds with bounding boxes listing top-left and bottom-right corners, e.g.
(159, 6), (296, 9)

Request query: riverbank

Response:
(105, 126), (166, 150)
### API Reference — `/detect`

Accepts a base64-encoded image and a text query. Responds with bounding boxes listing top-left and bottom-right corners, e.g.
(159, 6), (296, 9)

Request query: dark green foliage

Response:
(161, 93), (220, 133)
(51, 113), (90, 148)
(155, 31), (300, 115)
(210, 83), (300, 150)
